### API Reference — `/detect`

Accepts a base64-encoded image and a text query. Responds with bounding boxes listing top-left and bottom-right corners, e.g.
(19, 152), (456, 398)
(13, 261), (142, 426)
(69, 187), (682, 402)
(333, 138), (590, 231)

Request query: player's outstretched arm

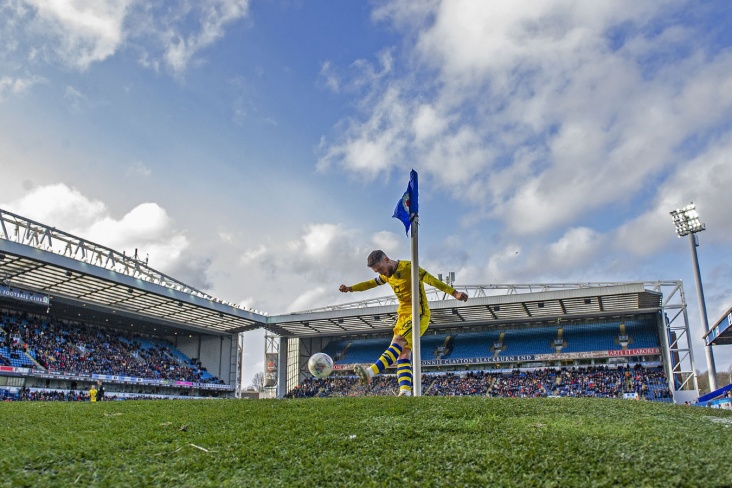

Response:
(452, 290), (468, 302)
(339, 284), (353, 293)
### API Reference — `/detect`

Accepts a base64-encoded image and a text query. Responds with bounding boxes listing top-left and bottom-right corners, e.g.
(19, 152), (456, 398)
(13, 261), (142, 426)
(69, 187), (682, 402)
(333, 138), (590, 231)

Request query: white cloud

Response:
(288, 287), (328, 313)
(615, 131), (732, 255)
(3, 183), (107, 231)
(318, 60), (340, 93)
(240, 244), (267, 265)
(125, 161), (151, 178)
(317, 85), (411, 178)
(3, 0), (250, 74)
(614, 207), (671, 257)
(370, 230), (403, 255)
(0, 75), (46, 101)
(412, 103), (448, 144)
(133, 0), (251, 75)
(217, 224), (410, 313)
(63, 85), (88, 112)
(548, 227), (603, 266)
(286, 224), (361, 274)
(1, 183), (190, 272)
(302, 223), (339, 257)
(83, 202), (189, 270)
(320, 0), (732, 244)
(23, 0), (133, 69)
(484, 244), (525, 283)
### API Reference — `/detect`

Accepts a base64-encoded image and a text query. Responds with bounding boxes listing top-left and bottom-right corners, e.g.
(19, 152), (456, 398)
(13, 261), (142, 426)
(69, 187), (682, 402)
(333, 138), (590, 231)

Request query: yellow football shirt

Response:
(351, 260), (456, 316)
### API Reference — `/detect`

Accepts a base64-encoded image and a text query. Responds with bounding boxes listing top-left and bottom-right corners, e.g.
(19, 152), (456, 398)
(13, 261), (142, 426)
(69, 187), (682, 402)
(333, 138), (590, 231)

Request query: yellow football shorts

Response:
(393, 313), (430, 348)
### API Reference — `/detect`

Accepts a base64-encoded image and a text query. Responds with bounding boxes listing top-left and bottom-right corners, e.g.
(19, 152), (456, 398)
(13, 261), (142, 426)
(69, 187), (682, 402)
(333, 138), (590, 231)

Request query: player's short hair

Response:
(367, 250), (386, 267)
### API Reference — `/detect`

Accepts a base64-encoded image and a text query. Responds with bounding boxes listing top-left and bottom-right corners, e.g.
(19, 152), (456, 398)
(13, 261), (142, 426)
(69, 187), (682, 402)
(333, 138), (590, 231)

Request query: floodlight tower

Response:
(669, 202), (717, 391)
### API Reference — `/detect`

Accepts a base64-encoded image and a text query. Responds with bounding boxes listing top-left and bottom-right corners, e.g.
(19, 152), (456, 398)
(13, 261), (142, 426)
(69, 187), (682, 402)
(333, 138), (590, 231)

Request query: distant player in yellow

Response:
(339, 250), (468, 396)
(89, 385), (98, 403)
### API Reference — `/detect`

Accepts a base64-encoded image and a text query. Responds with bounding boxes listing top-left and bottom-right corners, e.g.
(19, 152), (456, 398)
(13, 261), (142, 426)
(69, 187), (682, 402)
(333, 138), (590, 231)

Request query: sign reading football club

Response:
(0, 285), (49, 306)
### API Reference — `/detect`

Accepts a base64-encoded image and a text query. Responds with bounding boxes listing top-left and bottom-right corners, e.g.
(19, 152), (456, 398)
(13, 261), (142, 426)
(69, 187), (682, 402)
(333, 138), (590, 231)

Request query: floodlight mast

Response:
(670, 203), (717, 391)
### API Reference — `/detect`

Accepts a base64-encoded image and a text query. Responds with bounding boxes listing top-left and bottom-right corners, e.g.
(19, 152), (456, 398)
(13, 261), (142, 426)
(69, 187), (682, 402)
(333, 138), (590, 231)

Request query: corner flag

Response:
(393, 169), (423, 395)
(393, 169), (418, 235)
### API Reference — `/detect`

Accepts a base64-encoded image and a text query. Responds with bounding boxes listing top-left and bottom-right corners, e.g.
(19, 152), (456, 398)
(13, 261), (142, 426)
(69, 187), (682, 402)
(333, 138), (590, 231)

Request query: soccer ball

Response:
(308, 353), (334, 379)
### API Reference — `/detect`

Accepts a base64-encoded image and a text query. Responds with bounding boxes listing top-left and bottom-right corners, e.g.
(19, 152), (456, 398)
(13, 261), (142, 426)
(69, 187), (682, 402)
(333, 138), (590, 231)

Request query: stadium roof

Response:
(0, 239), (277, 335)
(706, 306), (732, 346)
(267, 283), (664, 338)
(0, 208), (275, 336)
(0, 208), (668, 340)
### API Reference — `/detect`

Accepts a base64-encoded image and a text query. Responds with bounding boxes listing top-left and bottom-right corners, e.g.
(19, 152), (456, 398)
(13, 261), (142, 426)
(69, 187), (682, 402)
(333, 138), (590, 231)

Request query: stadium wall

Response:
(167, 333), (235, 388)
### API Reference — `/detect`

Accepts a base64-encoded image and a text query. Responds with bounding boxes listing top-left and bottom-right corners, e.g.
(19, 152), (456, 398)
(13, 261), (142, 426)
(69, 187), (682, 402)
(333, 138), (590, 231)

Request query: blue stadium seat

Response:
(0, 312), (223, 384)
(447, 332), (496, 359)
(322, 340), (350, 361)
(339, 337), (390, 364)
(0, 346), (36, 368)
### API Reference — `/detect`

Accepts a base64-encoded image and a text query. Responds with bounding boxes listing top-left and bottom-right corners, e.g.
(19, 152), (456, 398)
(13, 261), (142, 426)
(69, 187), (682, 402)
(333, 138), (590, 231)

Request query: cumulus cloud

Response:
(548, 227), (603, 266)
(225, 223), (411, 313)
(614, 131), (732, 255)
(288, 287), (329, 313)
(0, 75), (46, 101)
(1, 183), (191, 273)
(63, 85), (87, 112)
(484, 244), (526, 283)
(317, 85), (412, 178)
(370, 230), (403, 254)
(131, 0), (250, 75)
(125, 161), (151, 178)
(2, 0), (250, 73)
(319, 0), (732, 242)
(22, 0), (133, 69)
(164, 255), (213, 292)
(318, 60), (340, 93)
(285, 223), (361, 277)
(240, 244), (267, 265)
(3, 183), (107, 231)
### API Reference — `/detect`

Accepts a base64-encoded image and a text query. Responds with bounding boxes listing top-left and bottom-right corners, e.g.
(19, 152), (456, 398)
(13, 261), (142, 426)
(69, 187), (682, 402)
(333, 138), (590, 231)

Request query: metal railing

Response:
(0, 207), (242, 310)
(299, 281), (682, 312)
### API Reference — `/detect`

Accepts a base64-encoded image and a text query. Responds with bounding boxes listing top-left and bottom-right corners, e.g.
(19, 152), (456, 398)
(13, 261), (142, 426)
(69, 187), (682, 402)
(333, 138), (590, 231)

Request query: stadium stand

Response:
(421, 333), (450, 359)
(328, 318), (662, 367)
(0, 206), (701, 404)
(335, 337), (390, 365)
(286, 365), (672, 401)
(296, 316), (672, 401)
(499, 327), (558, 355)
(444, 331), (495, 359)
(0, 307), (226, 400)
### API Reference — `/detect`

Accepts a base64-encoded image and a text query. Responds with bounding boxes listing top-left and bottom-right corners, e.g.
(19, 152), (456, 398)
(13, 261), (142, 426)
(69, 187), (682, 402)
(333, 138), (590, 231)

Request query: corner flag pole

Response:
(393, 169), (421, 397)
(410, 212), (421, 396)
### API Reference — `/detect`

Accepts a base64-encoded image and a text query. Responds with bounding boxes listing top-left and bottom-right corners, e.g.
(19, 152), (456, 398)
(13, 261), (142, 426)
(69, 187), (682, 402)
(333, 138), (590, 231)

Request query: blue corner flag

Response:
(393, 169), (418, 235)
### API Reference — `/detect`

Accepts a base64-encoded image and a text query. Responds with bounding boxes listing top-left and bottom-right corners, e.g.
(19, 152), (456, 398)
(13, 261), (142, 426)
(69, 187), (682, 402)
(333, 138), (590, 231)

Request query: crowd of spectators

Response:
(0, 310), (222, 384)
(286, 365), (672, 401)
(1, 387), (97, 402)
(0, 387), (200, 402)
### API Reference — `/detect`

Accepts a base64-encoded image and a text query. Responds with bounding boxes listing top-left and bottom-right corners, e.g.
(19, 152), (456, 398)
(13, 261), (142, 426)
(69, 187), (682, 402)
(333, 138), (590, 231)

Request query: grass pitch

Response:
(1, 397), (731, 487)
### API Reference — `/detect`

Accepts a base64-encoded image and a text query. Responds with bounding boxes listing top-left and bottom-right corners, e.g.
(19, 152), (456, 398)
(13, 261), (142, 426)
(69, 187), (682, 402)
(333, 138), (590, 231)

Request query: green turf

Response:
(1, 397), (731, 487)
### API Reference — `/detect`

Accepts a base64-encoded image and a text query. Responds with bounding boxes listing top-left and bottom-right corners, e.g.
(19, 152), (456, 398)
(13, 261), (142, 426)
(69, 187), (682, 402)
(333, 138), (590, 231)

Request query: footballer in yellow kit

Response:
(351, 259), (453, 346)
(340, 250), (468, 395)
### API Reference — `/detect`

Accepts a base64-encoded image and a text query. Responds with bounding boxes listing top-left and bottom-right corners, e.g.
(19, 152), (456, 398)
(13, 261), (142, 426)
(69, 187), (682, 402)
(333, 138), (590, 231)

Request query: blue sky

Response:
(2, 0), (732, 384)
